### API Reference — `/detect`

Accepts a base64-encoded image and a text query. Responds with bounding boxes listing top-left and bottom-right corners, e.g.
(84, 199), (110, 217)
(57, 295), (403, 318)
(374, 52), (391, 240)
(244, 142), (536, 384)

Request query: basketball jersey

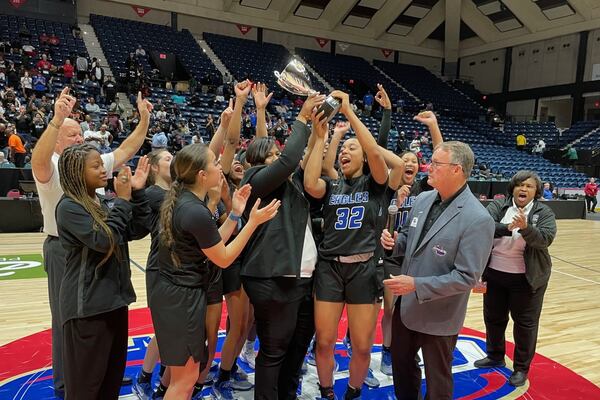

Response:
(319, 174), (388, 259)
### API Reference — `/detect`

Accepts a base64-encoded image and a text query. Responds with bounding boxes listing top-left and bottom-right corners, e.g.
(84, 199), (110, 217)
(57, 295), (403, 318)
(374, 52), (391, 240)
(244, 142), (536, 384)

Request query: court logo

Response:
(0, 254), (46, 281)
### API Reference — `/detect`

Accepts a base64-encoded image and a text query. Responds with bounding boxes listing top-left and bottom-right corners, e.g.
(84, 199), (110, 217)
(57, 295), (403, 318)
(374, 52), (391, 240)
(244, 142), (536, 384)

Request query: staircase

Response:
(372, 63), (420, 103)
(195, 36), (231, 78)
(79, 23), (114, 78)
(564, 127), (600, 150)
(292, 53), (334, 92)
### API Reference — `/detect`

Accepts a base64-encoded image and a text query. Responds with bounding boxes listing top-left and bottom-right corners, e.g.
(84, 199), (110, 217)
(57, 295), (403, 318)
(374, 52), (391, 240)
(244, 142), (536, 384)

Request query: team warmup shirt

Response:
(319, 174), (388, 259)
(156, 190), (221, 288)
(145, 185), (166, 274)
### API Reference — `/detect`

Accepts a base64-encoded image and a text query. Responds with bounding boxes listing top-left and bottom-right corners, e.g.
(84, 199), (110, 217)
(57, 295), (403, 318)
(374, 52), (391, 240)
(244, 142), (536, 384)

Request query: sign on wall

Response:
(592, 64), (600, 81)
(315, 37), (329, 48)
(9, 0), (27, 8)
(236, 24), (252, 35)
(381, 48), (393, 58)
(132, 5), (151, 17)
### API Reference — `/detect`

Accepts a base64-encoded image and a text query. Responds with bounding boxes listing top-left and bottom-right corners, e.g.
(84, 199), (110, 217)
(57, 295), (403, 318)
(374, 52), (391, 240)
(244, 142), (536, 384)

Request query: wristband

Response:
(228, 213), (241, 222)
(49, 120), (62, 130)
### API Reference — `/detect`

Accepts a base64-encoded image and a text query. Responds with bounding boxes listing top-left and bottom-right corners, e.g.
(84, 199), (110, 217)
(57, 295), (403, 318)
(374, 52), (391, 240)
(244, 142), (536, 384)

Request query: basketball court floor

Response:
(1, 219), (599, 399)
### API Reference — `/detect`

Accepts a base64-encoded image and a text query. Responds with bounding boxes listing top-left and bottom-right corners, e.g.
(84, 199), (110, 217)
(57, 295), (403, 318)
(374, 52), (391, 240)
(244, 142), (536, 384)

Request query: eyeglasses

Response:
(430, 160), (460, 168)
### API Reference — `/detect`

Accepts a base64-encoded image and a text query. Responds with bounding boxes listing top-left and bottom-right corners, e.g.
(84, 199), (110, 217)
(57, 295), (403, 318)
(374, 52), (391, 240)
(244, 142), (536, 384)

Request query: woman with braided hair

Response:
(148, 143), (280, 400)
(56, 144), (151, 399)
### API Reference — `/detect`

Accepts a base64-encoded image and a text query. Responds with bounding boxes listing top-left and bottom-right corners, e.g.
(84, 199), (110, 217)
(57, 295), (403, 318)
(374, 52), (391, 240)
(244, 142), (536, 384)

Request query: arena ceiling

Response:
(106, 0), (600, 58)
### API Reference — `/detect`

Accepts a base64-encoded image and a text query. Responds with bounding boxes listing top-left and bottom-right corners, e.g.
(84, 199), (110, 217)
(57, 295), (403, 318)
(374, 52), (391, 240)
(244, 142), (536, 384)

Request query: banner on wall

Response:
(132, 6), (151, 17)
(338, 42), (350, 52)
(236, 24), (252, 35)
(592, 64), (600, 81)
(9, 0), (27, 8)
(315, 37), (329, 48)
(381, 48), (393, 58)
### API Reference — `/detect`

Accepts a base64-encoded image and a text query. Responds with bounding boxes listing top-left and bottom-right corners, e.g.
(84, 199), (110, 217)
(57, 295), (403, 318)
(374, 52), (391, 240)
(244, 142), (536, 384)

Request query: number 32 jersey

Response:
(319, 174), (388, 259)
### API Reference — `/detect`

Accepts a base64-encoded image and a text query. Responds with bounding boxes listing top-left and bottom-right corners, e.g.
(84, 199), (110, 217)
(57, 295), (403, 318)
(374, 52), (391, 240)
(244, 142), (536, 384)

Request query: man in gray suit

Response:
(381, 141), (495, 399)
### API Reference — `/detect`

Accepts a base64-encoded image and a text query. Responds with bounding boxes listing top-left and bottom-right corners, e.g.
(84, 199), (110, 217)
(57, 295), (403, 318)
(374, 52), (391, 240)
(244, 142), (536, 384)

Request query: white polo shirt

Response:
(33, 152), (115, 237)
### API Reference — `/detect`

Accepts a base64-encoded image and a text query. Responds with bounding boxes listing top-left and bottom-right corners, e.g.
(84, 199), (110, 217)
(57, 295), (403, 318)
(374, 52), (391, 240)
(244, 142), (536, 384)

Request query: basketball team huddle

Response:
(33, 79), (556, 400)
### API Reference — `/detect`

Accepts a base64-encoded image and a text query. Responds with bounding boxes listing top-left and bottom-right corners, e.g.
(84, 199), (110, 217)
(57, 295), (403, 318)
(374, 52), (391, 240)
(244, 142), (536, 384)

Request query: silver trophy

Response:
(274, 58), (340, 121)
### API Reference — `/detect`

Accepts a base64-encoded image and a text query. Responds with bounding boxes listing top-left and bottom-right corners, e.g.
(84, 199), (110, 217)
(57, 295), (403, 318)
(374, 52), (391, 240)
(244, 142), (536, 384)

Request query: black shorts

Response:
(222, 259), (242, 295)
(149, 277), (208, 367)
(207, 263), (223, 306)
(315, 257), (383, 304)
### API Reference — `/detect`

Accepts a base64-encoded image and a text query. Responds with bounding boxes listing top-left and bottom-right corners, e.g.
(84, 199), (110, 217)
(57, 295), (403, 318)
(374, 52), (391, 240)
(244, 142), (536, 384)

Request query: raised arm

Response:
(220, 98), (241, 176)
(332, 90), (388, 185)
(300, 122), (319, 170)
(375, 83), (392, 147)
(31, 87), (76, 183)
(209, 92), (238, 156)
(112, 92), (152, 168)
(303, 110), (328, 199)
(322, 121), (348, 179)
(253, 82), (273, 138)
(414, 111), (442, 149)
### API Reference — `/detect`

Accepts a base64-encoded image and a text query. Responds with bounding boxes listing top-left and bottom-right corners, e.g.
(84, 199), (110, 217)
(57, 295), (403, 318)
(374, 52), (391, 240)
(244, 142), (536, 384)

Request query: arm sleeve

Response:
(486, 200), (512, 237)
(520, 207), (557, 249)
(413, 213), (495, 304)
(179, 204), (222, 250)
(126, 189), (152, 240)
(377, 109), (391, 148)
(57, 197), (132, 252)
(247, 120), (310, 199)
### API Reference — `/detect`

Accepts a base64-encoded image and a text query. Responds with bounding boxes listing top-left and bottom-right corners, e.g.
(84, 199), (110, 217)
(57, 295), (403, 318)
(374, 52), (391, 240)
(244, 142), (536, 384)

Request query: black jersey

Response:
(145, 185), (166, 273)
(319, 174), (388, 259)
(157, 190), (221, 288)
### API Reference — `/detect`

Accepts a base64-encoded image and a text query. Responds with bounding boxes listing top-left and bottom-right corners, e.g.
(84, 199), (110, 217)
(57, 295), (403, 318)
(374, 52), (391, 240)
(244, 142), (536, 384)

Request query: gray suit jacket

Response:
(392, 186), (494, 336)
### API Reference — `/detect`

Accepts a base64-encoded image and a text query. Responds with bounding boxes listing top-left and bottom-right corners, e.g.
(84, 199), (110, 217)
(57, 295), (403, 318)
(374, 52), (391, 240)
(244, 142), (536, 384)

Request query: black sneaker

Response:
(509, 371), (528, 387)
(474, 357), (506, 368)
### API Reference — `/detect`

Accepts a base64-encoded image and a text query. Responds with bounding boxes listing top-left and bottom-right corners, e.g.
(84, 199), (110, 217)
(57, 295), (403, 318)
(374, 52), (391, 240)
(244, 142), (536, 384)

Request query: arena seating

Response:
(503, 121), (560, 149)
(90, 14), (218, 81)
(295, 48), (418, 112)
(561, 121), (600, 149)
(374, 60), (484, 118)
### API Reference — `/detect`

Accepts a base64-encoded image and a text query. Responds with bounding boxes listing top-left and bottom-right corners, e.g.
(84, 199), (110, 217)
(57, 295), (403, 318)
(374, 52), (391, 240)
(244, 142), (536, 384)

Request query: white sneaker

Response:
(239, 340), (256, 369)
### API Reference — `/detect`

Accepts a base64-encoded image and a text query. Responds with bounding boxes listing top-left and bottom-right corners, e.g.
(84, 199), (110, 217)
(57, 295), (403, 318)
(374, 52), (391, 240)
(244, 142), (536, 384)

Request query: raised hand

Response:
(53, 86), (76, 124)
(375, 83), (391, 110)
(311, 109), (328, 139)
(252, 82), (273, 110)
(115, 166), (133, 201)
(137, 92), (153, 120)
(130, 156), (150, 190)
(299, 93), (326, 119)
(231, 183), (252, 216)
(235, 79), (252, 99)
(220, 98), (234, 128)
(330, 90), (351, 115)
(413, 111), (438, 128)
(248, 198), (281, 226)
(333, 121), (350, 137)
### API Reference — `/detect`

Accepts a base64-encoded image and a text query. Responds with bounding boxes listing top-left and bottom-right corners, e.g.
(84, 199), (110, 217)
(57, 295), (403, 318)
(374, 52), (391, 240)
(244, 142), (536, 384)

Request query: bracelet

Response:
(228, 213), (241, 222)
(48, 120), (62, 130)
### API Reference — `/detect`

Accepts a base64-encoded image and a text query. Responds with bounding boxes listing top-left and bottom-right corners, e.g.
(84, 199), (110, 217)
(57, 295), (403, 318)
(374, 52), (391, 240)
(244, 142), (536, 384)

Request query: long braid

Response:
(159, 143), (209, 268)
(58, 144), (117, 268)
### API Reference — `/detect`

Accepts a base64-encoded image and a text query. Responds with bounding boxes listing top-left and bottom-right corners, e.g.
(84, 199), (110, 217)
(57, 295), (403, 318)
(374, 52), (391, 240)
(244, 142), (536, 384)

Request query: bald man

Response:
(31, 88), (153, 397)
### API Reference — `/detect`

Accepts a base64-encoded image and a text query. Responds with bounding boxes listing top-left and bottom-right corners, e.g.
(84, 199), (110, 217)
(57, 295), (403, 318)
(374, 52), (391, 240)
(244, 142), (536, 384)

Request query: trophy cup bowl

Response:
(274, 59), (340, 121)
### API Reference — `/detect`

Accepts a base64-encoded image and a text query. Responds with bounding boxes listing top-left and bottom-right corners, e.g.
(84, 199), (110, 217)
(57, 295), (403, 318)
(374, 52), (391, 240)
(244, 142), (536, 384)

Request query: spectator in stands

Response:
(71, 25), (82, 39)
(32, 72), (47, 95)
(40, 32), (49, 45)
(563, 144), (578, 166)
(48, 34), (60, 46)
(409, 136), (421, 153)
(6, 62), (19, 89)
(478, 163), (492, 179)
(103, 76), (116, 104)
(0, 151), (15, 168)
(475, 170), (556, 388)
(19, 23), (31, 39)
(62, 59), (74, 83)
(36, 54), (53, 72)
(171, 91), (186, 105)
(516, 133), (526, 151)
(135, 44), (146, 59)
(85, 97), (100, 122)
(532, 139), (545, 156)
(584, 177), (598, 213)
(20, 70), (33, 98)
(542, 182), (554, 200)
(363, 91), (374, 116)
(15, 106), (32, 135)
(151, 128), (168, 151)
(5, 125), (27, 167)
(22, 42), (35, 57)
(76, 54), (88, 80)
(31, 112), (46, 138)
(80, 115), (93, 133)
(91, 58), (104, 84)
(0, 68), (5, 86)
(109, 96), (126, 117)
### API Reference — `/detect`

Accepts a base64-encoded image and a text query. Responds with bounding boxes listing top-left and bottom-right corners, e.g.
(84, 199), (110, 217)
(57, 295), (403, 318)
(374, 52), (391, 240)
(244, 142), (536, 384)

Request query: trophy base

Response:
(317, 95), (341, 122)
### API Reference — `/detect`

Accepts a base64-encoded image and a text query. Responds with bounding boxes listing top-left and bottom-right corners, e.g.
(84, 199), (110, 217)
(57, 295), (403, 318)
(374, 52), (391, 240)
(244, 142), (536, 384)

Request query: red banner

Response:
(381, 48), (393, 58)
(132, 5), (151, 17)
(236, 24), (252, 35)
(9, 0), (27, 8)
(315, 37), (329, 48)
